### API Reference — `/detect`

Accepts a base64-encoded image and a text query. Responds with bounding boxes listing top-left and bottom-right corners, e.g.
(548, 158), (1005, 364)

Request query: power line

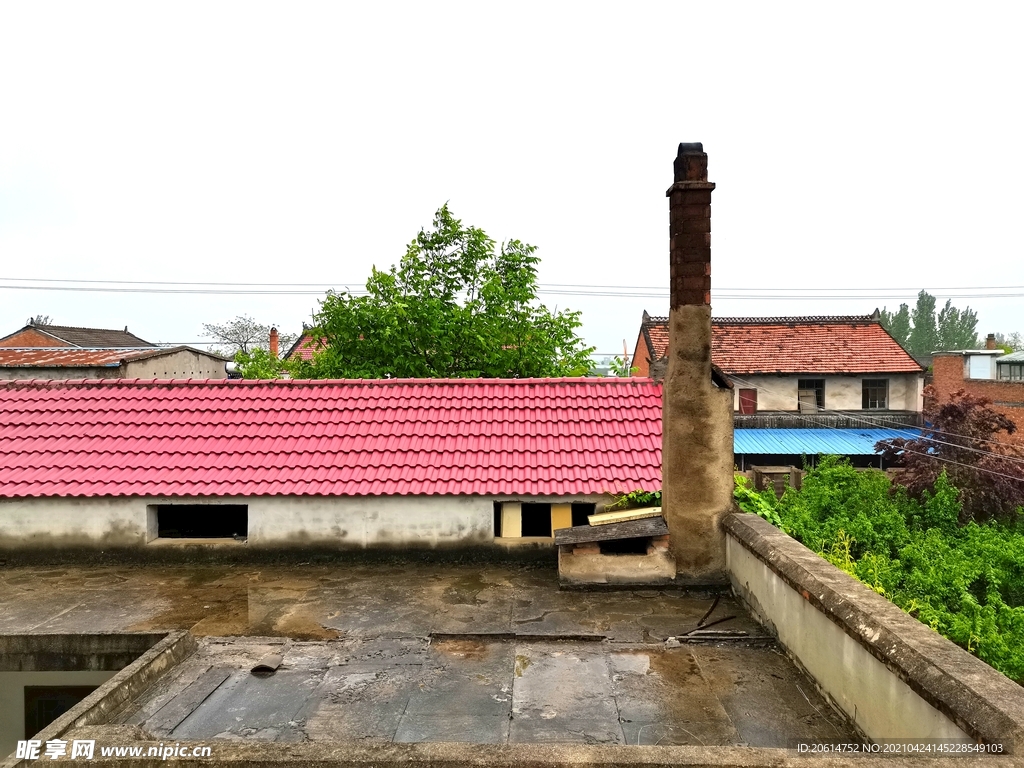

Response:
(2, 281), (1024, 301)
(1, 276), (1023, 301)
(3, 275), (1024, 291)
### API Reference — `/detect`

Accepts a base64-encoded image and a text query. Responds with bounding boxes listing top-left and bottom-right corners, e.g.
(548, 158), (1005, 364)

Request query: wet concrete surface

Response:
(0, 562), (857, 746)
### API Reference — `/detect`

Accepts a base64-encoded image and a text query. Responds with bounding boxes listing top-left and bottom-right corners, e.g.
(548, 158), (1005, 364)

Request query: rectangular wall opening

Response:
(154, 505), (247, 539)
(520, 503), (552, 537)
(493, 502), (502, 537)
(599, 537), (651, 555)
(571, 503), (596, 527)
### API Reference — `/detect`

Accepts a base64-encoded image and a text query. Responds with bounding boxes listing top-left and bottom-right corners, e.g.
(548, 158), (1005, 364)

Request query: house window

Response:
(862, 379), (888, 409)
(797, 379), (825, 411)
(999, 363), (1024, 381)
(152, 505), (248, 540)
(738, 388), (758, 414)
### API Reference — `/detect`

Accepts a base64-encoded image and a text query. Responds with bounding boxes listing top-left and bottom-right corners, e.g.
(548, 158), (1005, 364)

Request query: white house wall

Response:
(731, 374), (923, 412)
(0, 366), (121, 380)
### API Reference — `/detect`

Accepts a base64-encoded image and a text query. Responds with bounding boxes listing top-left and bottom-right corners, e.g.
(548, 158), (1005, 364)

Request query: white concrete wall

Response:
(0, 495), (495, 549)
(0, 497), (149, 548)
(726, 535), (970, 742)
(246, 495), (494, 547)
(730, 374), (923, 412)
(124, 349), (227, 379)
(0, 494), (617, 550)
(0, 367), (120, 380)
(0, 671), (115, 757)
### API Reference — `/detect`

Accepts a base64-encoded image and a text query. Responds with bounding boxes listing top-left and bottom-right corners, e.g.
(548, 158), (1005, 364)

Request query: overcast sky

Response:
(1, 2), (1021, 356)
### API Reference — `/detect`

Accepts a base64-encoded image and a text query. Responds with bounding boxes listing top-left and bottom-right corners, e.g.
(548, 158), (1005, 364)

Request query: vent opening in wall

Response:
(154, 505), (247, 539)
(520, 503), (552, 537)
(571, 503), (596, 527)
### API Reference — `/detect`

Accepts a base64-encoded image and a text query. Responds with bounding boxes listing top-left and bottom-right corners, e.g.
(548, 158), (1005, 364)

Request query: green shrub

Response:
(734, 457), (1024, 684)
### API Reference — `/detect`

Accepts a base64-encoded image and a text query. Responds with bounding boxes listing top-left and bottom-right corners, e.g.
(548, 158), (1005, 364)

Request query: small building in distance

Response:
(0, 322), (155, 349)
(0, 322), (229, 380)
(0, 346), (230, 380)
(631, 311), (925, 468)
(632, 311), (924, 419)
(931, 334), (1024, 445)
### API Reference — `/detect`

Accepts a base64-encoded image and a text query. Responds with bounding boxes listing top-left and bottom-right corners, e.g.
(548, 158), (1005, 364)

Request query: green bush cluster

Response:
(734, 456), (1024, 684)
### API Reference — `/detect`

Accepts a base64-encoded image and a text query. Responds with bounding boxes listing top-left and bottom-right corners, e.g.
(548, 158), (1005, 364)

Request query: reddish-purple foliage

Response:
(876, 386), (1024, 524)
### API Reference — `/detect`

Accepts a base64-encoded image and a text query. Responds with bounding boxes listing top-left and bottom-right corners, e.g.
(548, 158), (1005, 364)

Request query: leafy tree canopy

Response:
(293, 205), (595, 379)
(879, 290), (979, 357)
(993, 331), (1023, 353)
(875, 386), (1024, 524)
(202, 315), (296, 357)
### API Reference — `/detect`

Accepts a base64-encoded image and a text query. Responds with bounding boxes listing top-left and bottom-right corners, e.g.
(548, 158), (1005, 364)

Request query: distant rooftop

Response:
(639, 313), (922, 375)
(0, 346), (228, 369)
(0, 323), (156, 348)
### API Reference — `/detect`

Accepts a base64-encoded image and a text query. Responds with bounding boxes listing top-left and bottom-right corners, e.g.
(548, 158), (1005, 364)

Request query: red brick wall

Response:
(630, 332), (652, 377)
(931, 355), (1024, 446)
(0, 329), (68, 347)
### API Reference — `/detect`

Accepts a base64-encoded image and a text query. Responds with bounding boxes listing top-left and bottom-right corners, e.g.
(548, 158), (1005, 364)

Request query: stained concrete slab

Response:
(1, 562), (857, 747)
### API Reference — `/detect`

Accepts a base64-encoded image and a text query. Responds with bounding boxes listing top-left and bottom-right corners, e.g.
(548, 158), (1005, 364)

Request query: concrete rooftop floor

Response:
(0, 562), (857, 747)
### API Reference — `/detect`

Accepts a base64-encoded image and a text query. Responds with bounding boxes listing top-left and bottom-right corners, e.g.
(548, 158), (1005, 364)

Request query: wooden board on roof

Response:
(554, 516), (668, 546)
(588, 506), (662, 526)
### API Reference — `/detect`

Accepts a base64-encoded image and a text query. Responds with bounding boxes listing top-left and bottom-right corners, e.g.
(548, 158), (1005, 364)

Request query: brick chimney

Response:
(269, 327), (279, 358)
(986, 333), (997, 350)
(661, 143), (734, 584)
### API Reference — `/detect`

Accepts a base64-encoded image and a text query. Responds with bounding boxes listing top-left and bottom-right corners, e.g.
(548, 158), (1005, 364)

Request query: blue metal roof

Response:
(734, 428), (913, 455)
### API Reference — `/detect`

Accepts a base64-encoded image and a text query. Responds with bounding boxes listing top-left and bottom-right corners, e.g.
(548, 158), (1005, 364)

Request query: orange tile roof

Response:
(285, 332), (326, 362)
(640, 315), (922, 375)
(0, 348), (135, 368)
(0, 347), (228, 370)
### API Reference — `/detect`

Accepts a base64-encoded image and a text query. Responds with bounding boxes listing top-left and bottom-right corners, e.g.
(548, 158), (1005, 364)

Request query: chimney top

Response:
(269, 327), (279, 358)
(986, 333), (997, 350)
(674, 143), (709, 184)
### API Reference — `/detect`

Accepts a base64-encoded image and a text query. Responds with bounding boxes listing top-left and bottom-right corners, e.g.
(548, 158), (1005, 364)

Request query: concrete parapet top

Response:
(723, 513), (1024, 750)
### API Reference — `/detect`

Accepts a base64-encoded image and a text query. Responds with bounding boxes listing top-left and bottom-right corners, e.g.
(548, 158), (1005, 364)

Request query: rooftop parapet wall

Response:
(724, 513), (1024, 750)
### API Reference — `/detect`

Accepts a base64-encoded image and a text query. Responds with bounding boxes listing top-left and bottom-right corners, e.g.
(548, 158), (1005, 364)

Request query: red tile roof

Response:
(0, 378), (662, 499)
(285, 332), (326, 362)
(640, 315), (922, 375)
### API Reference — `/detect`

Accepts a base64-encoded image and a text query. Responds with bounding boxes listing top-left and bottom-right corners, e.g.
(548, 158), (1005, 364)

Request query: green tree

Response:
(994, 331), (1022, 352)
(235, 347), (284, 379)
(203, 315), (296, 357)
(936, 299), (980, 350)
(908, 290), (938, 358)
(294, 205), (595, 379)
(879, 304), (911, 348)
(881, 291), (980, 357)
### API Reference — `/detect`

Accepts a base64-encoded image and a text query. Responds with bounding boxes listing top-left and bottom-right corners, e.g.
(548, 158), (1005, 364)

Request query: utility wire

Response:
(3, 275), (1024, 291)
(2, 277), (1024, 300)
